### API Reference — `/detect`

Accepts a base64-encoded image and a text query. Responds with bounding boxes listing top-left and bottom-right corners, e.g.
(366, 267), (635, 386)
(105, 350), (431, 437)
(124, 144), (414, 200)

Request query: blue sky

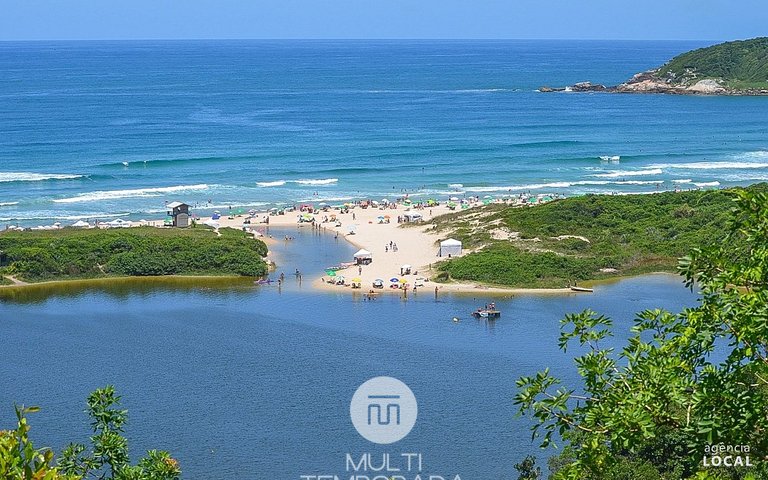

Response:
(2, 0), (766, 41)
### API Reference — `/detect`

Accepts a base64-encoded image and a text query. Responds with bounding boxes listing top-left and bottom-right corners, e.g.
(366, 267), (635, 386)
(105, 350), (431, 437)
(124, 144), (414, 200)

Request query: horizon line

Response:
(0, 37), (730, 43)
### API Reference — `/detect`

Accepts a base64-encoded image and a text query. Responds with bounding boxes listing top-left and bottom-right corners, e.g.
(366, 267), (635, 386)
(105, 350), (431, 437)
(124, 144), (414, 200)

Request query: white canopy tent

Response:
(353, 248), (372, 265)
(403, 212), (423, 222)
(439, 238), (463, 257)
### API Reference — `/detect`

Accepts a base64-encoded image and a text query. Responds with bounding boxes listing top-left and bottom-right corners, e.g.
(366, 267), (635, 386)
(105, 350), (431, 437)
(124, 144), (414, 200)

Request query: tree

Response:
(514, 454), (542, 479)
(57, 386), (180, 480)
(0, 406), (77, 480)
(515, 190), (768, 479)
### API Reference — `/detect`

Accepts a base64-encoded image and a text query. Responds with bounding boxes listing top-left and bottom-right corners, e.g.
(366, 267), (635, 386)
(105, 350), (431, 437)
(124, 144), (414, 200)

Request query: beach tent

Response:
(439, 238), (463, 257)
(353, 249), (372, 265)
(403, 212), (423, 223)
(71, 220), (90, 228)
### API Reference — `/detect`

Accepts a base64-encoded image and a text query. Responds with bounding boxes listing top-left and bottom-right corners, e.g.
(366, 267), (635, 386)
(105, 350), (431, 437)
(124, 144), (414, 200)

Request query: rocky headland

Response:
(540, 38), (768, 96)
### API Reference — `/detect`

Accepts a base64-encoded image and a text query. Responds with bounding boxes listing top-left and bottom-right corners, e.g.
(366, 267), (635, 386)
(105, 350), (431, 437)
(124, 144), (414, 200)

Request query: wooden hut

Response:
(166, 201), (190, 227)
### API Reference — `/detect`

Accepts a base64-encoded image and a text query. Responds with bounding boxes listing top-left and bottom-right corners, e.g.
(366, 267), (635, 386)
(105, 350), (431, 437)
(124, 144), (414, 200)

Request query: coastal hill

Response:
(541, 37), (768, 95)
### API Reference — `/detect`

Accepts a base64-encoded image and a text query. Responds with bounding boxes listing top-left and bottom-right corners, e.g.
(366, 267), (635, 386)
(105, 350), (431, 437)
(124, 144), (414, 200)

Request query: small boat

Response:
(570, 286), (594, 293)
(472, 309), (501, 319)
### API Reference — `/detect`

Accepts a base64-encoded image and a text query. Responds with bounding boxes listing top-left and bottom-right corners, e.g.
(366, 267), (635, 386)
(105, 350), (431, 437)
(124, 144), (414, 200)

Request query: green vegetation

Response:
(1, 386), (180, 480)
(0, 226), (268, 283)
(515, 190), (768, 479)
(434, 185), (766, 288)
(658, 37), (768, 89)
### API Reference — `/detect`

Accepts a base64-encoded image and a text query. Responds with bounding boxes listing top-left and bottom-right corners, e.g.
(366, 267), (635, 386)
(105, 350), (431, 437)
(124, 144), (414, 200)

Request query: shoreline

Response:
(1, 191), (697, 296)
(0, 274), (253, 290)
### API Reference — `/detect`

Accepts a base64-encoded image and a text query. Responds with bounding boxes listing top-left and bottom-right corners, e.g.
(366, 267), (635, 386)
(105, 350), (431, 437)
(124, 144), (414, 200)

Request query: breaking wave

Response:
(693, 181), (721, 187)
(592, 169), (663, 178)
(293, 178), (338, 186)
(53, 184), (212, 204)
(649, 162), (768, 170)
(0, 172), (84, 183)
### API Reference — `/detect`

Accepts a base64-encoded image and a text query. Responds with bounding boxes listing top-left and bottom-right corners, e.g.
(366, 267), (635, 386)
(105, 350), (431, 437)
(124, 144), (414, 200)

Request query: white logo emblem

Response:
(350, 376), (417, 444)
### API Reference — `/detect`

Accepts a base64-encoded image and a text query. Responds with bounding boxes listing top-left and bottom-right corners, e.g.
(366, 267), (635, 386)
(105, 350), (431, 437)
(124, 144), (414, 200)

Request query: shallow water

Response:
(0, 227), (698, 478)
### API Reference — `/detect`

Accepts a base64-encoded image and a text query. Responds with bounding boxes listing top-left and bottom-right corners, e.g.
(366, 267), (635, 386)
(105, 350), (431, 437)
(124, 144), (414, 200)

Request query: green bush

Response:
(437, 185), (767, 288)
(0, 227), (268, 282)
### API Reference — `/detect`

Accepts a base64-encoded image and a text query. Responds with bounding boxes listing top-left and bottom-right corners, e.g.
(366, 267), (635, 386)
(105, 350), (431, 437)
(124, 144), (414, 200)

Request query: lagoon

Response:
(0, 227), (698, 478)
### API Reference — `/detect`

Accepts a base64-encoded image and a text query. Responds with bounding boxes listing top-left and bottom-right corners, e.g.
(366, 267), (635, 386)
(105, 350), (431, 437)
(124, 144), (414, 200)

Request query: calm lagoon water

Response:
(0, 227), (698, 478)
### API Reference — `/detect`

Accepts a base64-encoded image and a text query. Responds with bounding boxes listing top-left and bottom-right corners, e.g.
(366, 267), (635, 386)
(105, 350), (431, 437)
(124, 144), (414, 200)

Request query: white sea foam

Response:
(672, 179), (692, 184)
(0, 212), (131, 222)
(592, 168), (664, 178)
(0, 172), (83, 183)
(694, 181), (721, 187)
(143, 202), (269, 214)
(296, 196), (354, 203)
(293, 178), (338, 186)
(735, 150), (768, 159)
(0, 202), (19, 206)
(649, 162), (768, 170)
(256, 180), (287, 187)
(448, 183), (464, 188)
(463, 180), (612, 193)
(614, 180), (662, 185)
(53, 184), (211, 203)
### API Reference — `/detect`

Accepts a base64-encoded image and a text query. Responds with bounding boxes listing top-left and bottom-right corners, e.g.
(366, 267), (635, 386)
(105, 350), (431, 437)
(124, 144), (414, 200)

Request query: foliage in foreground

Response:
(0, 386), (180, 480)
(0, 226), (268, 282)
(515, 189), (768, 479)
(437, 184), (766, 288)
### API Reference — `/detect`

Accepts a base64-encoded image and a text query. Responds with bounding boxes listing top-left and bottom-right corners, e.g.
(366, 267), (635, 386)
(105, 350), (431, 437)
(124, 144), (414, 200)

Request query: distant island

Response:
(541, 37), (768, 95)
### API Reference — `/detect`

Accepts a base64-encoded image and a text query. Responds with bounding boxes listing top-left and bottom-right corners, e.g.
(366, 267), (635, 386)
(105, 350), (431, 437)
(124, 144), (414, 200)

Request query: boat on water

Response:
(472, 302), (501, 318)
(570, 286), (594, 293)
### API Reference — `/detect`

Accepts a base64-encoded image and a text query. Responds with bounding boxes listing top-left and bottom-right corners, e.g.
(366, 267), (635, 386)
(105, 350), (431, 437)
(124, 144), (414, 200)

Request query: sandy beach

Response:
(208, 200), (573, 295)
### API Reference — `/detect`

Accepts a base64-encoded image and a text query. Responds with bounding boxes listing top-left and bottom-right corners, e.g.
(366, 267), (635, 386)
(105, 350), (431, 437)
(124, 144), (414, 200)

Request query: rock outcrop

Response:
(538, 38), (768, 96)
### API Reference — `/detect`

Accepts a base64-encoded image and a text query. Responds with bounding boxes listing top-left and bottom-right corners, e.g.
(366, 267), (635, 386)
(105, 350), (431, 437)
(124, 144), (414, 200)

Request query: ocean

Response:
(1, 40), (767, 225)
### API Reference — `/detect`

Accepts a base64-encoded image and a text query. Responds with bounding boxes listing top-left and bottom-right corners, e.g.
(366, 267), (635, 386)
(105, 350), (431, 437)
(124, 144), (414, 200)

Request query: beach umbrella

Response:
(375, 278), (384, 283)
(325, 269), (337, 277)
(399, 278), (407, 284)
(352, 277), (361, 283)
(390, 277), (400, 283)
